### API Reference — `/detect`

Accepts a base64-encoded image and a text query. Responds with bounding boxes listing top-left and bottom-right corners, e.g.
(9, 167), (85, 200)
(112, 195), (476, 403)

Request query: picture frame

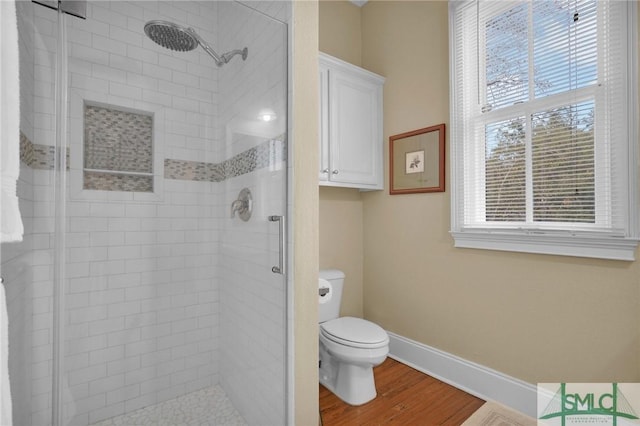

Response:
(389, 123), (445, 195)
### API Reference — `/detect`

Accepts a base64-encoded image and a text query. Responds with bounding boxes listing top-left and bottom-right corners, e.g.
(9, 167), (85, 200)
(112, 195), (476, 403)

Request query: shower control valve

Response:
(230, 188), (252, 222)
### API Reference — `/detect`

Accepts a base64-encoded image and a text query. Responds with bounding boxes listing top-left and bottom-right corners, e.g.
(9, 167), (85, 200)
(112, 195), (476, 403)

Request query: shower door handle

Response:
(268, 215), (286, 275)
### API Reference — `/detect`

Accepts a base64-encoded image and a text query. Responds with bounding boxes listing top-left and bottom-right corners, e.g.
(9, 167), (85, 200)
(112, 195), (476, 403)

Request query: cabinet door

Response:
(329, 69), (382, 188)
(319, 64), (330, 182)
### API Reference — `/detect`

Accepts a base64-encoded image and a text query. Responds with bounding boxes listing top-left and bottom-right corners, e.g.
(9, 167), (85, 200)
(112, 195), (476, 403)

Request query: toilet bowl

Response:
(319, 270), (389, 406)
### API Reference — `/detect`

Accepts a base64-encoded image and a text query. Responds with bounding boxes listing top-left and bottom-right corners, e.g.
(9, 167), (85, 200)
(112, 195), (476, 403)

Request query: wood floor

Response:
(319, 358), (485, 426)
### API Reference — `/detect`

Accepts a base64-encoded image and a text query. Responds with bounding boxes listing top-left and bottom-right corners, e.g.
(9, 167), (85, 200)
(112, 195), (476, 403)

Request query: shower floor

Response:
(90, 385), (247, 426)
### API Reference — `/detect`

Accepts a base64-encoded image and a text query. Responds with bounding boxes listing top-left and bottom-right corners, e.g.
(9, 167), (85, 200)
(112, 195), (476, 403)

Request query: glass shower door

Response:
(54, 1), (289, 425)
(217, 3), (289, 425)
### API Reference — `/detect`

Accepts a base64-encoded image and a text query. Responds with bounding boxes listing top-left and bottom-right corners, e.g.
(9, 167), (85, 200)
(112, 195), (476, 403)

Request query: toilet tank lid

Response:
(319, 269), (345, 280)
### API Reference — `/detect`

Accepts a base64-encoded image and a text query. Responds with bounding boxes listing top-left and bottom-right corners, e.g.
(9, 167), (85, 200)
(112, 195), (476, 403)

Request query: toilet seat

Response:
(320, 317), (389, 349)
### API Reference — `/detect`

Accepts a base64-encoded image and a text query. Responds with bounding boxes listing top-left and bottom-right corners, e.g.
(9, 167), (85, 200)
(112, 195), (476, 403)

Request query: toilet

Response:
(318, 269), (389, 406)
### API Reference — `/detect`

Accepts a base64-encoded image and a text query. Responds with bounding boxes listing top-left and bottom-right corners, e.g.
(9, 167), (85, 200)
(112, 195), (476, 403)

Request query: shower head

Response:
(144, 20), (198, 52)
(143, 20), (248, 67)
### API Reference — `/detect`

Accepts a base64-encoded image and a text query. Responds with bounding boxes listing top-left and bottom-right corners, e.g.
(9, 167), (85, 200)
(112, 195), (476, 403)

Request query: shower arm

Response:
(186, 28), (224, 67)
(222, 48), (248, 64)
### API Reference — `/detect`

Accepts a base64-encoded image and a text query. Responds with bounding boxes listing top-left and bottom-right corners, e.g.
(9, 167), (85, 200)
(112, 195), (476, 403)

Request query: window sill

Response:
(451, 230), (639, 261)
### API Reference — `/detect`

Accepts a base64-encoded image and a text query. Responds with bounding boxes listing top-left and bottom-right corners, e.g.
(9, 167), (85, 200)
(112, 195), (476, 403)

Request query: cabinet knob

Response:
(322, 168), (329, 174)
(332, 170), (339, 175)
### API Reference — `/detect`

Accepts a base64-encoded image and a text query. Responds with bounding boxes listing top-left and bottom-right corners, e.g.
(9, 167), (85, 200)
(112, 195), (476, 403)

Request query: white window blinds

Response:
(449, 0), (638, 260)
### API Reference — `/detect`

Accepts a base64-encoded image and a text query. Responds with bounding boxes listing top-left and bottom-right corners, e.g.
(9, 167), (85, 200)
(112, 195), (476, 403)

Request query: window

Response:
(449, 0), (638, 260)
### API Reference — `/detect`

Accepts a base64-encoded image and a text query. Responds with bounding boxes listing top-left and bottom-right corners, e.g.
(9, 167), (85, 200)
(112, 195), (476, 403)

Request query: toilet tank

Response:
(319, 269), (345, 323)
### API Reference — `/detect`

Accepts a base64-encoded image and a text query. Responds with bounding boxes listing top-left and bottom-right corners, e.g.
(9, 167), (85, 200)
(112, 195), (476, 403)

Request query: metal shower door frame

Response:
(32, 0), (86, 19)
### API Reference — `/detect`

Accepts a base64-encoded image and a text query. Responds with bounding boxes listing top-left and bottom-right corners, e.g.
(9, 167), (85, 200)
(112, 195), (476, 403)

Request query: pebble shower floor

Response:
(90, 386), (247, 426)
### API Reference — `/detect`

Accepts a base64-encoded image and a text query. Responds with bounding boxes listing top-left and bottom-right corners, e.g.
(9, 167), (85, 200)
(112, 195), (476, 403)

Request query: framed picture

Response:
(389, 123), (445, 194)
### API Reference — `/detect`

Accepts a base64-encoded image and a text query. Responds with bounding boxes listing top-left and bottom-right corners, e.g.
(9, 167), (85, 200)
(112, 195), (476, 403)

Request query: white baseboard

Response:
(387, 332), (538, 418)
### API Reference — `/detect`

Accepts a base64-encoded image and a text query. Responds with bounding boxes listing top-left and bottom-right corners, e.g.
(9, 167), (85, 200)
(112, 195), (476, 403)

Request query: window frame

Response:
(448, 0), (639, 261)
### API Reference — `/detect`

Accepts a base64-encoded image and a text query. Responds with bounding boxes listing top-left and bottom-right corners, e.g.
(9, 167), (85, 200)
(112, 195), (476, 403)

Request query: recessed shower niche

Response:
(83, 103), (154, 192)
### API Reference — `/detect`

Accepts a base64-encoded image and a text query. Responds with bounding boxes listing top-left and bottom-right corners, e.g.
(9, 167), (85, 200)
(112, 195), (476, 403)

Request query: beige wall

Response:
(319, 187), (364, 317)
(318, 0), (365, 318)
(360, 1), (639, 383)
(317, 0), (640, 386)
(293, 1), (319, 423)
(319, 0), (362, 66)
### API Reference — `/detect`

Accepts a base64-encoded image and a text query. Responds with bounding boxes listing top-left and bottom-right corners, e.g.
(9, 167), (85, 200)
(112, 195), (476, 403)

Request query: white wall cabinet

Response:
(319, 53), (385, 190)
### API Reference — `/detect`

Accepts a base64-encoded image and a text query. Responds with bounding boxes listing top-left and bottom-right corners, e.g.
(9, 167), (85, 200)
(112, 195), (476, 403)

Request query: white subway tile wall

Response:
(74, 1), (219, 422)
(3, 0), (290, 425)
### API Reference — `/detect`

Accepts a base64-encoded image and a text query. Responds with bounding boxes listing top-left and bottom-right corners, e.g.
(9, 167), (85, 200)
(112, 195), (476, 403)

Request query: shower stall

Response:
(1, 0), (290, 424)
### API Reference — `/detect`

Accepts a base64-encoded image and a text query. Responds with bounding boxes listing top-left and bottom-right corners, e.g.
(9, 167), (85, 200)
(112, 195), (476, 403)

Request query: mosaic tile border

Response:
(165, 136), (287, 182)
(19, 131), (286, 183)
(20, 131), (69, 170)
(164, 159), (224, 182)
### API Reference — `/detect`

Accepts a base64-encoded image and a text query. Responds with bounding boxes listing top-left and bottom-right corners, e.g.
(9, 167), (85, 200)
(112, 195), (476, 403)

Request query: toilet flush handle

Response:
(319, 287), (330, 297)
